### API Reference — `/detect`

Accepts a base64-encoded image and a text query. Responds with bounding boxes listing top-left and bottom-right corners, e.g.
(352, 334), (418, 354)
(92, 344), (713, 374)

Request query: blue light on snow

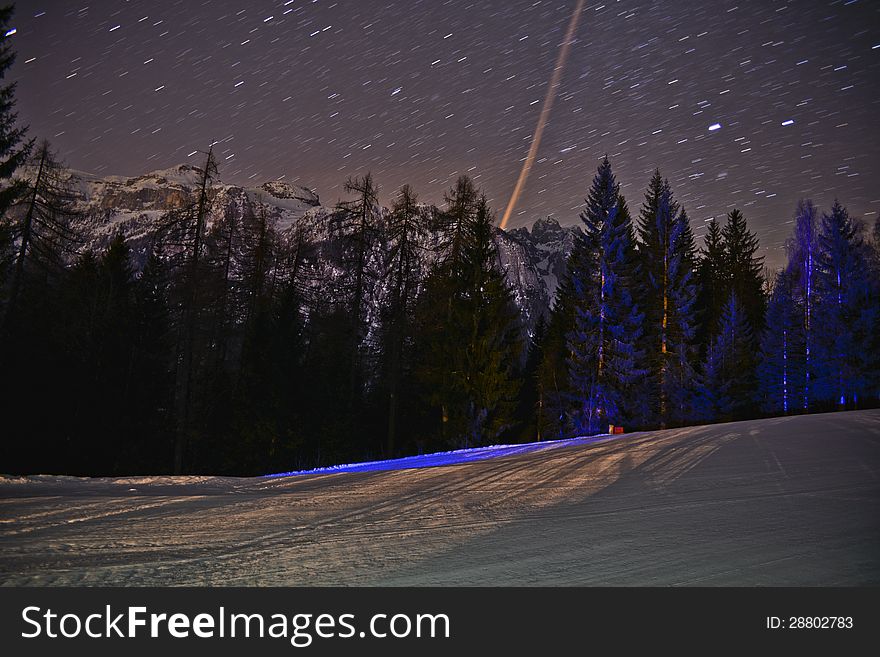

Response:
(781, 119), (794, 126)
(708, 123), (722, 131)
(264, 432), (625, 478)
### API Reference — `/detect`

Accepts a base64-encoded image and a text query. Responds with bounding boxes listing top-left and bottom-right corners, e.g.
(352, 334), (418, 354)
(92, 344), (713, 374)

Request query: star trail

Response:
(9, 0), (880, 266)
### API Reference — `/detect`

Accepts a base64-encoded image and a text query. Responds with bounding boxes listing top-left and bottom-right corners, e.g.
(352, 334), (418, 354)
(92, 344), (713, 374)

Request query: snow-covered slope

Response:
(1, 409), (877, 586)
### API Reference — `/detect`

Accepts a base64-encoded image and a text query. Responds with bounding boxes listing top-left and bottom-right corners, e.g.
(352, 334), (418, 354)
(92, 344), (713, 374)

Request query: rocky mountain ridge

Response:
(62, 164), (582, 329)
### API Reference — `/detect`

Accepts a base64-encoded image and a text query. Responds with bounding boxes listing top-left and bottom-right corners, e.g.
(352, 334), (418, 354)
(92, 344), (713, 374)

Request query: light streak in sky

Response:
(499, 0), (586, 230)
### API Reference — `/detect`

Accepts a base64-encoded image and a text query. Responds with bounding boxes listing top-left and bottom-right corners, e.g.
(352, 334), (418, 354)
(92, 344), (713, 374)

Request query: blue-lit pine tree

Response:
(699, 293), (757, 421)
(664, 207), (699, 425)
(814, 201), (876, 407)
(566, 157), (645, 435)
(536, 257), (579, 439)
(758, 269), (805, 415)
(699, 208), (765, 421)
(637, 172), (699, 426)
(787, 199), (818, 411)
(871, 217), (880, 402)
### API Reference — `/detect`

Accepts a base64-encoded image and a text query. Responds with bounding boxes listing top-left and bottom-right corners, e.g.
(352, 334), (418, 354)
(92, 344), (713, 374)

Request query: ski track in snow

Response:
(1, 410), (878, 586)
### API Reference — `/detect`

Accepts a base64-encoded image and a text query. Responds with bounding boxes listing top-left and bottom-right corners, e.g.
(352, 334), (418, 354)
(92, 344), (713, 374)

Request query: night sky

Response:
(8, 0), (880, 267)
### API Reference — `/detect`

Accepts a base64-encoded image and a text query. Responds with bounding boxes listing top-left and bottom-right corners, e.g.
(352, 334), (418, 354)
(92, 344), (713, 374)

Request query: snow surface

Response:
(1, 410), (878, 586)
(265, 433), (619, 477)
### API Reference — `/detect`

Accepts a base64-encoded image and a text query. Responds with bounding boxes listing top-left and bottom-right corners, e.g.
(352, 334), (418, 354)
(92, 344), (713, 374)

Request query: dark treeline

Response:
(0, 143), (527, 475)
(1, 8), (878, 476)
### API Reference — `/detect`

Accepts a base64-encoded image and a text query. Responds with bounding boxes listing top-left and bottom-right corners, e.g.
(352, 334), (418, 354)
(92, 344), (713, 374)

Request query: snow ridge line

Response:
(264, 432), (624, 478)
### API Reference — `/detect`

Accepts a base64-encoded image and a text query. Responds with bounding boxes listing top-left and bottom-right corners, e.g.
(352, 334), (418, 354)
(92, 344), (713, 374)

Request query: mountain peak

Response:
(533, 216), (561, 229)
(258, 180), (320, 207)
(136, 164), (206, 188)
(530, 216), (565, 242)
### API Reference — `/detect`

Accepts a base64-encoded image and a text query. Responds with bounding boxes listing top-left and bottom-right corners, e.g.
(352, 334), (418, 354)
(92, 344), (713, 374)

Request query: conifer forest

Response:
(1, 5), (878, 477)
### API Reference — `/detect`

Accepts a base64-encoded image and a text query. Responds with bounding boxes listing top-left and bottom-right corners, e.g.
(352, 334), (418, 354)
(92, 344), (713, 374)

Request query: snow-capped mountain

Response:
(65, 164), (321, 261)
(508, 216), (582, 304)
(63, 165), (581, 329)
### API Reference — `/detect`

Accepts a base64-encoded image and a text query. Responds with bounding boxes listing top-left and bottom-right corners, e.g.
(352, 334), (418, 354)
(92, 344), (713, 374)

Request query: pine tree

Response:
(300, 298), (360, 464)
(130, 242), (176, 470)
(518, 314), (546, 441)
(203, 197), (247, 371)
(0, 5), (32, 219)
(536, 260), (578, 440)
(663, 207), (699, 425)
(52, 249), (100, 471)
(274, 217), (315, 307)
(238, 200), (276, 369)
(870, 217), (880, 402)
(814, 201), (875, 407)
(700, 293), (757, 421)
(92, 234), (138, 472)
(0, 216), (12, 291)
(382, 184), (425, 455)
(535, 217), (598, 439)
(413, 176), (477, 446)
(48, 234), (139, 474)
(260, 251), (309, 469)
(637, 172), (698, 426)
(696, 217), (726, 356)
(160, 145), (218, 473)
(459, 196), (523, 445)
(414, 192), (522, 447)
(695, 208), (764, 420)
(758, 269), (805, 415)
(227, 201), (285, 475)
(3, 140), (79, 330)
(333, 172), (379, 408)
(437, 175), (478, 275)
(638, 170), (666, 243)
(721, 208), (766, 337)
(786, 199), (818, 410)
(566, 157), (645, 435)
